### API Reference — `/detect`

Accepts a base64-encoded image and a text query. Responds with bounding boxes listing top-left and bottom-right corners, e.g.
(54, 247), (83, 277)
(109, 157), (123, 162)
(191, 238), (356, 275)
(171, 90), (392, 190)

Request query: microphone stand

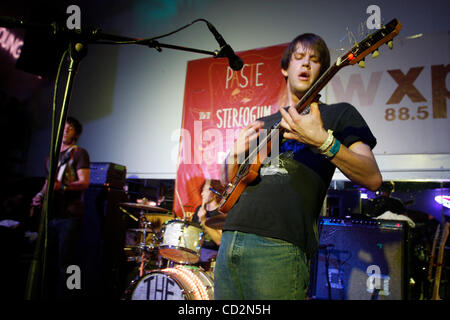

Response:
(2, 15), (228, 300)
(25, 41), (87, 300)
(138, 39), (219, 57)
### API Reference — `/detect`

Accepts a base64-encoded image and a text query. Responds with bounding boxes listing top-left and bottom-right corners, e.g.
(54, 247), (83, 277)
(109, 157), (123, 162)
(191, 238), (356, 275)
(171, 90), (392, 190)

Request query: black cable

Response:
(96, 18), (211, 45)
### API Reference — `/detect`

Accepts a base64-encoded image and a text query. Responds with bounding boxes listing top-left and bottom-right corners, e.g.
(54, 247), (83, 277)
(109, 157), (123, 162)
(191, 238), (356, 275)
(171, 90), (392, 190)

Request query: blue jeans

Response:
(214, 231), (310, 300)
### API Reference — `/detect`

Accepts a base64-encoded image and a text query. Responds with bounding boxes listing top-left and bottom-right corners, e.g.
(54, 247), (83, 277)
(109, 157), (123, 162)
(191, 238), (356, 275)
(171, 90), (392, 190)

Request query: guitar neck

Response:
(269, 61), (343, 135)
(220, 18), (402, 214)
(294, 62), (343, 113)
(244, 62), (344, 168)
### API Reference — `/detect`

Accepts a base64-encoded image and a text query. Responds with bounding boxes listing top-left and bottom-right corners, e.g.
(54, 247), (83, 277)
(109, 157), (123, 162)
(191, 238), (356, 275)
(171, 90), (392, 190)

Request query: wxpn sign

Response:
(327, 31), (450, 155)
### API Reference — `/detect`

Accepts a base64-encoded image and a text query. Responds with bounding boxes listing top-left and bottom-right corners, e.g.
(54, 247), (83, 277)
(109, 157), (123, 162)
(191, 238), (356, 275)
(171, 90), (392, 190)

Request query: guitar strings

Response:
(234, 59), (339, 176)
(234, 22), (396, 177)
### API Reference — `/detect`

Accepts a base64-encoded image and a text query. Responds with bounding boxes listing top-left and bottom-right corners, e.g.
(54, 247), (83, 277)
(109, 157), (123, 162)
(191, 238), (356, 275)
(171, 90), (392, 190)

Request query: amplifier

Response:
(89, 162), (126, 189)
(310, 217), (409, 300)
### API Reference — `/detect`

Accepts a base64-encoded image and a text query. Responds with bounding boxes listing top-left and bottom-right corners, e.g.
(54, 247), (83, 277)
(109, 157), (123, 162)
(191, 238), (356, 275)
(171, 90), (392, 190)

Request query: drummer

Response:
(185, 179), (223, 265)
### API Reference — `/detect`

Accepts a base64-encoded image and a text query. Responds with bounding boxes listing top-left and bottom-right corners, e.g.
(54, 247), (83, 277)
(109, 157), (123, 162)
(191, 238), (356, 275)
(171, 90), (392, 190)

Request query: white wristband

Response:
(318, 129), (334, 153)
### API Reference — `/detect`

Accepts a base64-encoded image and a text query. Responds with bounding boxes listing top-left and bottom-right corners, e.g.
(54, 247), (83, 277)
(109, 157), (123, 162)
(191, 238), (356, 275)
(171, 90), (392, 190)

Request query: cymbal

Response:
(119, 202), (169, 212)
(205, 213), (227, 230)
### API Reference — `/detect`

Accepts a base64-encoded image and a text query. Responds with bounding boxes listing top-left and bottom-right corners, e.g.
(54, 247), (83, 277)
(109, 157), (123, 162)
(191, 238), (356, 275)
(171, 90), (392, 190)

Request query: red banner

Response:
(174, 43), (289, 217)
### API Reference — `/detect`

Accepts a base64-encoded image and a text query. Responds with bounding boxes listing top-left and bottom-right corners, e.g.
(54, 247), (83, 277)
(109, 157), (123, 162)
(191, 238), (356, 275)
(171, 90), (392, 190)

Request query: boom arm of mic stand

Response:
(0, 15), (221, 57)
(136, 39), (219, 57)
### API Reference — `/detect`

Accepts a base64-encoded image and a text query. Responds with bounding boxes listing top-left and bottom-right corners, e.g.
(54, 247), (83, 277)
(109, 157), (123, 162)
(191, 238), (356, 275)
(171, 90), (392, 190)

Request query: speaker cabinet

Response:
(80, 186), (128, 298)
(310, 217), (409, 300)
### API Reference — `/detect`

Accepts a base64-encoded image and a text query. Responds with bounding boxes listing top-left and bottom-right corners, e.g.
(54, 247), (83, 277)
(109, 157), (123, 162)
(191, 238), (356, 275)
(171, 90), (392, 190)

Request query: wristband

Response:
(324, 138), (341, 159)
(318, 130), (334, 152)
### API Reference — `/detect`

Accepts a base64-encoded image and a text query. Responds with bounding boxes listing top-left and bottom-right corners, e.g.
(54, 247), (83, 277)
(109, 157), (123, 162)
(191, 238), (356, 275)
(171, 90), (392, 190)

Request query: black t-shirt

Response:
(223, 103), (377, 259)
(45, 146), (90, 218)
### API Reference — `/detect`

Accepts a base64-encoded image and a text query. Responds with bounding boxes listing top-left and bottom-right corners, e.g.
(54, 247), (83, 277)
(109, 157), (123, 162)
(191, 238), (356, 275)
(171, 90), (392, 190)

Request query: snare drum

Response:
(159, 219), (204, 264)
(124, 265), (213, 300)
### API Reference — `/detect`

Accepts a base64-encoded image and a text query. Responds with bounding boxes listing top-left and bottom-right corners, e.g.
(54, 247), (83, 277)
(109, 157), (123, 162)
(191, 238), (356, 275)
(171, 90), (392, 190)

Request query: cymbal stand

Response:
(137, 210), (155, 276)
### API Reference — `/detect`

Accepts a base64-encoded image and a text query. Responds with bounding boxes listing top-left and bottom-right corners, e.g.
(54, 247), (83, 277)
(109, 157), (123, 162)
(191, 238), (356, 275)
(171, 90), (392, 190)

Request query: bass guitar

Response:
(218, 18), (402, 214)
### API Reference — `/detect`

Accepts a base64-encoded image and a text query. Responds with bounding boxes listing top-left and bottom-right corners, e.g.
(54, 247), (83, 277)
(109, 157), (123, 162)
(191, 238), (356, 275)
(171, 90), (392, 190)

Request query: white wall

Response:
(24, 0), (450, 180)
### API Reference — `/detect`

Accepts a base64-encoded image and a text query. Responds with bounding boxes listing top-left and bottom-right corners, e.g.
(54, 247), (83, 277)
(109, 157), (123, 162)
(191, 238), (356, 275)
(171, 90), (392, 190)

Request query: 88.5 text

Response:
(384, 106), (429, 121)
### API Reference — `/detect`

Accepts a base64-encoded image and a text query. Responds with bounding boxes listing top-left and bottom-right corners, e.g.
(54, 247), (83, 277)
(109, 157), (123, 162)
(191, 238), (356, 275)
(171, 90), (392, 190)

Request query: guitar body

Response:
(219, 133), (274, 214)
(431, 222), (449, 300)
(219, 167), (259, 214)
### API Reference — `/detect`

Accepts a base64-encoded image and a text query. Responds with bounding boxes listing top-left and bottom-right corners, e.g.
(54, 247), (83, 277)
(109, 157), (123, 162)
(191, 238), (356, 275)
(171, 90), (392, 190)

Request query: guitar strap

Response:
(56, 145), (78, 182)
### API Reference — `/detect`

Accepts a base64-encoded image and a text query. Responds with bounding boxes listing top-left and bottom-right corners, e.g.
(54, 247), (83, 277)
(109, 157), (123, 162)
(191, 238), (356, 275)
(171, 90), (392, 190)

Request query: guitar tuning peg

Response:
(358, 59), (365, 68)
(372, 49), (380, 58)
(387, 40), (394, 49)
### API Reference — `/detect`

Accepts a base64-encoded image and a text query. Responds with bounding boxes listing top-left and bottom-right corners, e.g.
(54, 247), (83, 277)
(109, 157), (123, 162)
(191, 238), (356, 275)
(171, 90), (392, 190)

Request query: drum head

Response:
(127, 266), (213, 300)
(160, 219), (203, 264)
(131, 272), (185, 300)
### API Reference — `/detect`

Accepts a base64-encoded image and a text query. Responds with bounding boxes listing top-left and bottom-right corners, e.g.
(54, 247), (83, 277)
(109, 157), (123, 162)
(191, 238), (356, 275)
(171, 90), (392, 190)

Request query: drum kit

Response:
(119, 200), (220, 300)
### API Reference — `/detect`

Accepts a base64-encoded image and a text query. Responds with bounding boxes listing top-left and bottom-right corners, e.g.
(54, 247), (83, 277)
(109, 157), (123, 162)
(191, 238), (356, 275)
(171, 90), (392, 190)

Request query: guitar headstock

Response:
(336, 18), (402, 68)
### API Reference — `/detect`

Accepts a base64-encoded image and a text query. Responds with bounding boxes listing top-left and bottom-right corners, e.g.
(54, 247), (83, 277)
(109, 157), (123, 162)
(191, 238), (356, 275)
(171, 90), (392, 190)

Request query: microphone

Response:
(206, 22), (243, 71)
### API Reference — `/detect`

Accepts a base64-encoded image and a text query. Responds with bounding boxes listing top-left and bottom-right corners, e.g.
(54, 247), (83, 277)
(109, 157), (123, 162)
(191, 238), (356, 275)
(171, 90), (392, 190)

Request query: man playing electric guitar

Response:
(31, 116), (90, 299)
(214, 33), (382, 300)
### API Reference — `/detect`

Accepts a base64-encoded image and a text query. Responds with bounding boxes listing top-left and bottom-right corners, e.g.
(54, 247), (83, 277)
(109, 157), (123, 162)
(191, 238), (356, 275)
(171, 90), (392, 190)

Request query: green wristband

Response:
(324, 138), (341, 159)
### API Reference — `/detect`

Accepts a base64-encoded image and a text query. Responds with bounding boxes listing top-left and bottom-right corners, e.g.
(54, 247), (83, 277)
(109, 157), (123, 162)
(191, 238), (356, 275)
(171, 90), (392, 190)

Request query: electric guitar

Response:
(429, 222), (449, 300)
(218, 18), (402, 214)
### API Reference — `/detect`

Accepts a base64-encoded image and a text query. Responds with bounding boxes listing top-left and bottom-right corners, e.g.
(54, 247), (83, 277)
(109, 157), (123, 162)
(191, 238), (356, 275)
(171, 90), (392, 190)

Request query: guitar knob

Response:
(387, 40), (394, 49)
(372, 49), (380, 58)
(358, 59), (366, 68)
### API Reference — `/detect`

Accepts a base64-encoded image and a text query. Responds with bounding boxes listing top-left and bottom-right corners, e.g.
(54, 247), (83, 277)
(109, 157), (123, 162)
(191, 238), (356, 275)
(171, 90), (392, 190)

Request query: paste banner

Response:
(174, 44), (288, 216)
(174, 32), (450, 215)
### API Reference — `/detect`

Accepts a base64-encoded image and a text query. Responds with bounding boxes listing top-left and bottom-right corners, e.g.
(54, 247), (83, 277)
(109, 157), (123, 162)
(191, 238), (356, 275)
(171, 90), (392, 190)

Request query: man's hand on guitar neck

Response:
(279, 102), (328, 148)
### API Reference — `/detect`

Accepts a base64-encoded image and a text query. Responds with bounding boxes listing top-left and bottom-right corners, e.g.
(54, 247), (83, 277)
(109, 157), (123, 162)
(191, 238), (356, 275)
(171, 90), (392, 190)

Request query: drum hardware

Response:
(121, 196), (217, 300)
(119, 206), (139, 222)
(138, 252), (146, 277)
(119, 201), (170, 212)
(121, 200), (174, 277)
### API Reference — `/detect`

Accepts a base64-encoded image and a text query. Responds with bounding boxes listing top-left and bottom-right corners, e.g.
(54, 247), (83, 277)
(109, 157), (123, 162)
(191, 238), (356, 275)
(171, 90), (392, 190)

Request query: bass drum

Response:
(124, 265), (214, 300)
